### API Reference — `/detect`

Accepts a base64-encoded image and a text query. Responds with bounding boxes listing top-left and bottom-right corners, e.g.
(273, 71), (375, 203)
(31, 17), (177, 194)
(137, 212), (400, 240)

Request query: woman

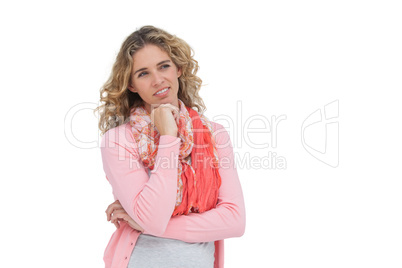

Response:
(95, 25), (245, 268)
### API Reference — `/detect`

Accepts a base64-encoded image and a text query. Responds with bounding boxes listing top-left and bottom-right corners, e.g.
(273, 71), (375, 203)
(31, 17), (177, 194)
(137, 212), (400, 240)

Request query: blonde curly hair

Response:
(94, 25), (206, 136)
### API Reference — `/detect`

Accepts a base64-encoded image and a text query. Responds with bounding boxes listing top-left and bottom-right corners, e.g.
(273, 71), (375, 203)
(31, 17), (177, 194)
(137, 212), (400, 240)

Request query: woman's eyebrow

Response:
(157, 60), (171, 66)
(133, 67), (147, 75)
(133, 60), (171, 75)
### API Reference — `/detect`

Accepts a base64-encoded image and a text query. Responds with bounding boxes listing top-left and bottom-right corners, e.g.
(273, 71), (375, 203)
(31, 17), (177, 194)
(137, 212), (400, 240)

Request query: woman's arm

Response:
(147, 122), (246, 242)
(100, 123), (181, 236)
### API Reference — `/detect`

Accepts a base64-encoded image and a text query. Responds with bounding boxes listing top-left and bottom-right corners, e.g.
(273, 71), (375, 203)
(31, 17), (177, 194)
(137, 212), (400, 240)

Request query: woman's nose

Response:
(151, 72), (164, 87)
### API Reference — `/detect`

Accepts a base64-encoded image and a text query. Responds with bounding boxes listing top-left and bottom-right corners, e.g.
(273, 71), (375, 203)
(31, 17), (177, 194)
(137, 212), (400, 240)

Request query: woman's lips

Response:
(154, 87), (170, 97)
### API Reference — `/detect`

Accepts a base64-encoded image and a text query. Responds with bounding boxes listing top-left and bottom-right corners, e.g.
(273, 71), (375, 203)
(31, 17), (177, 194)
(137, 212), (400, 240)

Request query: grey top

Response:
(127, 234), (215, 268)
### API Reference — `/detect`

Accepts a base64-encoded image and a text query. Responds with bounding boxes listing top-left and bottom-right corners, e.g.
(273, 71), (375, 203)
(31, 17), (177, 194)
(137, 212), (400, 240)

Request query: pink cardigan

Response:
(100, 121), (246, 268)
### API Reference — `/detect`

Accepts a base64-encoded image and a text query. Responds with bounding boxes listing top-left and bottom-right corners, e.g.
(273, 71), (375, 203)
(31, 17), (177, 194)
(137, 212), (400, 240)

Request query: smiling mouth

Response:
(154, 87), (170, 96)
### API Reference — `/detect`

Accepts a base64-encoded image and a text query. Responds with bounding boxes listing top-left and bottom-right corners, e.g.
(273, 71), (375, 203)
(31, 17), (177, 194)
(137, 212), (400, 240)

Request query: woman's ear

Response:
(128, 84), (137, 93)
(177, 67), (182, 78)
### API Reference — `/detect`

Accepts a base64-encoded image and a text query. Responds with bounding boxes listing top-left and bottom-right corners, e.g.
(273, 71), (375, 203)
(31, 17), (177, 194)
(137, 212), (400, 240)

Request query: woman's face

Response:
(128, 44), (182, 114)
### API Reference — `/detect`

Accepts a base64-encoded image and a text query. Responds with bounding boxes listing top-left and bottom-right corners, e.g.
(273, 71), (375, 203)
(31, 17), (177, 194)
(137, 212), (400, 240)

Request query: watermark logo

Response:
(64, 100), (340, 169)
(64, 102), (99, 149)
(64, 100), (288, 170)
(301, 100), (339, 167)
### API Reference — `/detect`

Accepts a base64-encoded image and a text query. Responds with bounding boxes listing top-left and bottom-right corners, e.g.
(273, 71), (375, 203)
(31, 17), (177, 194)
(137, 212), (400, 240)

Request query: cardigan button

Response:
(125, 257), (127, 260)
(131, 242), (133, 245)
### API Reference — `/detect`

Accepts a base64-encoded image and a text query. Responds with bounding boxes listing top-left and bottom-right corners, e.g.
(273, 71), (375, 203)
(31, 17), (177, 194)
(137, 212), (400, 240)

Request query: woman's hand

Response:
(151, 103), (179, 137)
(105, 200), (144, 232)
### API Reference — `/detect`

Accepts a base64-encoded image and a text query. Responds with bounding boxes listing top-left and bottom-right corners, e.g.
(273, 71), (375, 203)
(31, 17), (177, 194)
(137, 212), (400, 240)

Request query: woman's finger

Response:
(105, 200), (122, 214)
(105, 200), (123, 221)
(112, 220), (120, 229)
(110, 210), (144, 232)
(110, 212), (130, 229)
(159, 104), (179, 124)
(164, 103), (179, 114)
(110, 211), (127, 223)
(111, 208), (126, 218)
(106, 205), (121, 221)
(156, 103), (179, 114)
(107, 206), (124, 221)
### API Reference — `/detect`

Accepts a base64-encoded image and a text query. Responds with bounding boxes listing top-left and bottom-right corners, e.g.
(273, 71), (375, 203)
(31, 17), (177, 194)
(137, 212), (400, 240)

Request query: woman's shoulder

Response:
(208, 120), (226, 132)
(209, 121), (222, 130)
(209, 121), (232, 145)
(101, 122), (135, 148)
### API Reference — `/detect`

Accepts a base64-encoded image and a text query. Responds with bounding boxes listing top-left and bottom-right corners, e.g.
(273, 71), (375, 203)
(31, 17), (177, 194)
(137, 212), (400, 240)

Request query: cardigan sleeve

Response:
(100, 124), (181, 236)
(144, 122), (246, 242)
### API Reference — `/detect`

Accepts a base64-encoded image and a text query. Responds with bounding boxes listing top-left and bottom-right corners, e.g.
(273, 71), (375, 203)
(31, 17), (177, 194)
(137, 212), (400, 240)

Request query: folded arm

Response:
(148, 122), (246, 242)
(101, 123), (246, 242)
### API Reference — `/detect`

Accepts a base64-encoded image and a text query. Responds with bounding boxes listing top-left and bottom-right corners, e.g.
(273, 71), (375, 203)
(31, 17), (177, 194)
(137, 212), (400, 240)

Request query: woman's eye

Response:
(161, 64), (170, 69)
(138, 72), (147, 78)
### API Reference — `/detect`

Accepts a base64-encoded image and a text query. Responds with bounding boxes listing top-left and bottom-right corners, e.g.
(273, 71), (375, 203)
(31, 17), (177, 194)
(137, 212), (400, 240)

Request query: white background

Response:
(1, 0), (401, 267)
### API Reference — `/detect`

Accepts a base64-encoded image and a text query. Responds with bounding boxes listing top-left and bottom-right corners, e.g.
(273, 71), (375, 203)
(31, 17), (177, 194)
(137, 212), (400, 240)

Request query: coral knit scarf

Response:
(129, 99), (222, 216)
